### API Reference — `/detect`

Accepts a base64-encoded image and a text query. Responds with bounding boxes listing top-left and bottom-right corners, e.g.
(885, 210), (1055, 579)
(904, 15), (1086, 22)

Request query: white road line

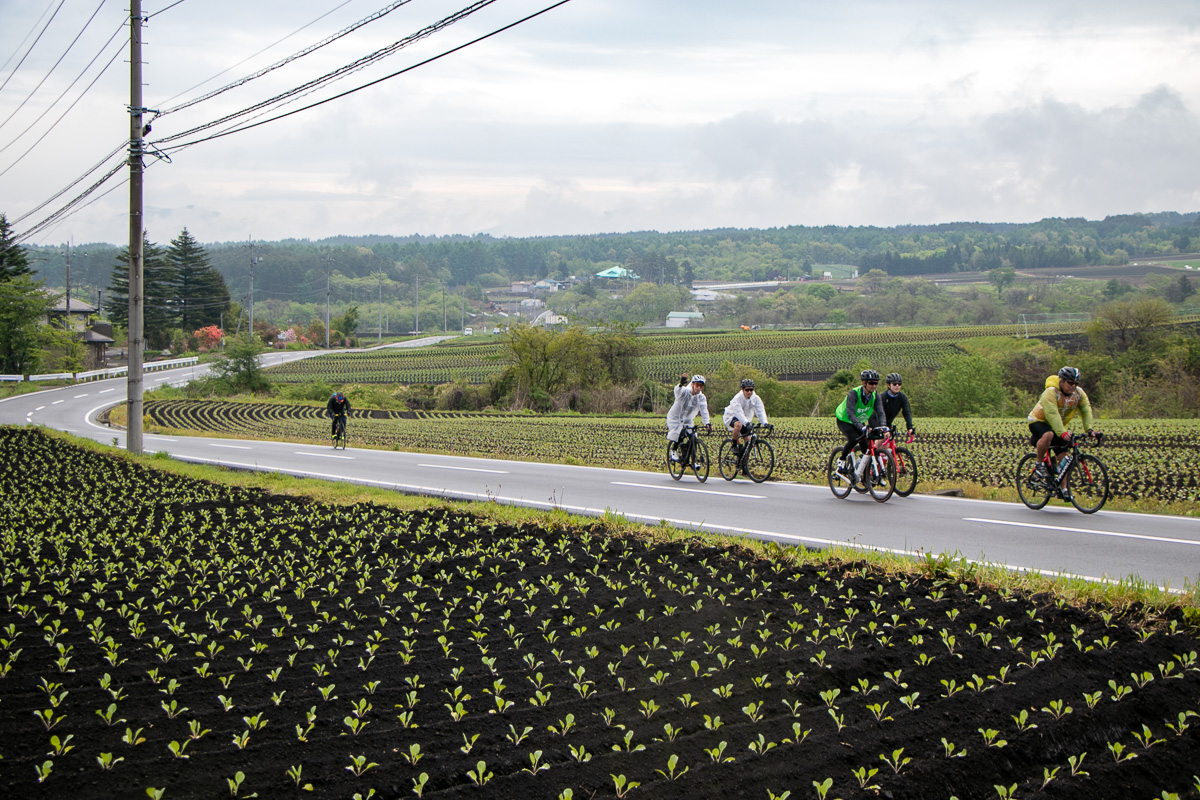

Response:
(964, 517), (1200, 547)
(612, 481), (765, 499)
(295, 451), (355, 460)
(154, 377), (172, 382)
(35, 405), (45, 411)
(211, 444), (251, 450)
(74, 393), (89, 398)
(52, 400), (64, 405)
(419, 463), (508, 474)
(98, 388), (115, 393)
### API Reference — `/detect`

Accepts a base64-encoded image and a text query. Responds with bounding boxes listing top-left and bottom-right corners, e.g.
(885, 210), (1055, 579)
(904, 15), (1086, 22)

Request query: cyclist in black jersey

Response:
(880, 373), (914, 438)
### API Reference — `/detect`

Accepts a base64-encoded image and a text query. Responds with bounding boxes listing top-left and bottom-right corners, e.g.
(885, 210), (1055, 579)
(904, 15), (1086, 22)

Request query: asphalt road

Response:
(3, 353), (1198, 591)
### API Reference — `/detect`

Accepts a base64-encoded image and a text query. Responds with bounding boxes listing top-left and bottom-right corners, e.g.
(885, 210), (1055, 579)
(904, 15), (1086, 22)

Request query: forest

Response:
(21, 211), (1200, 319)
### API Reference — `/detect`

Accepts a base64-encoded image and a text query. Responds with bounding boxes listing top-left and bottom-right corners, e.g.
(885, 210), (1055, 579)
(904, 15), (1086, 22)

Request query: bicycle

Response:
(1015, 431), (1108, 514)
(878, 431), (918, 497)
(827, 428), (896, 502)
(332, 414), (348, 450)
(667, 425), (710, 483)
(718, 423), (775, 483)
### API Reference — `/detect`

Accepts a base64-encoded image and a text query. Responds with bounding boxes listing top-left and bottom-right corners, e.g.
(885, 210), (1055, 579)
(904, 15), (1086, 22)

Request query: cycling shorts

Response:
(1028, 421), (1069, 451)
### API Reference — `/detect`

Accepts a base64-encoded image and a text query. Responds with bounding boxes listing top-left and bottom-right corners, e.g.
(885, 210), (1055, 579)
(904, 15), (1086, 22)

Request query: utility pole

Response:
(321, 252), (334, 348)
(63, 241), (71, 315)
(414, 274), (419, 336)
(127, 0), (145, 454)
(377, 273), (382, 344)
(442, 287), (446, 333)
(244, 238), (260, 340)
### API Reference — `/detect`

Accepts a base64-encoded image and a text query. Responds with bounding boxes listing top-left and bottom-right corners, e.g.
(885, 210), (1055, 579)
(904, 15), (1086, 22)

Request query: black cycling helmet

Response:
(860, 369), (880, 382)
(885, 373), (902, 385)
(690, 374), (706, 385)
(740, 378), (755, 389)
(1057, 366), (1081, 383)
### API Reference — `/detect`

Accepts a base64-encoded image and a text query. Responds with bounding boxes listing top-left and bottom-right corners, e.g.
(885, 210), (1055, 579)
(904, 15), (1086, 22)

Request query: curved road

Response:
(3, 354), (1198, 591)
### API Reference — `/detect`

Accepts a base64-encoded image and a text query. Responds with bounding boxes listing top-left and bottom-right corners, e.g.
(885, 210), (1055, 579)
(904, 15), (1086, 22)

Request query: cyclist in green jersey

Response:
(834, 370), (886, 476)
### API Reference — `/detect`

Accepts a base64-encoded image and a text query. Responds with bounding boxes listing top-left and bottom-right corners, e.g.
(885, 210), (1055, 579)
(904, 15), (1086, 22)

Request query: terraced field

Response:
(262, 323), (1086, 385)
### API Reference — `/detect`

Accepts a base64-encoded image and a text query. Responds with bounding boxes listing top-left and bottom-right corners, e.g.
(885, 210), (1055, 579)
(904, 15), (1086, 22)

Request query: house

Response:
(511, 281), (532, 294)
(45, 294), (96, 331)
(666, 311), (704, 328)
(594, 266), (640, 280)
(532, 279), (561, 292)
(690, 289), (733, 303)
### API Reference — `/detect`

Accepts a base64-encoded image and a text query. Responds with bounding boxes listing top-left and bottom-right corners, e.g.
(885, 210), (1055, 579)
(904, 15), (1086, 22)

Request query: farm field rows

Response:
(140, 400), (1200, 506)
(261, 323), (1086, 384)
(1, 426), (1199, 799)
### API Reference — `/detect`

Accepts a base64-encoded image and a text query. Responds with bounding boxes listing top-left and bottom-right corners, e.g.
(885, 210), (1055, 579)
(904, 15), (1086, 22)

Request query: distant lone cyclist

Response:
(326, 390), (351, 438)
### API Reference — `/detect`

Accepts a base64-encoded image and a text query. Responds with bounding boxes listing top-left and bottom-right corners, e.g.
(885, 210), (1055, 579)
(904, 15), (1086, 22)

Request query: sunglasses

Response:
(865, 381), (878, 386)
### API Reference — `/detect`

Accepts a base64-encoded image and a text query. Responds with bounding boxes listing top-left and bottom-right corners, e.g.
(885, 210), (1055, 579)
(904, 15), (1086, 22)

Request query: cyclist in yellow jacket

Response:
(1027, 366), (1098, 485)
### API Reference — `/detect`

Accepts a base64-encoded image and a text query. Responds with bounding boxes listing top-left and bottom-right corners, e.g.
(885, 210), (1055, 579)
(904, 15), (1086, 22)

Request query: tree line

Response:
(20, 212), (1200, 310)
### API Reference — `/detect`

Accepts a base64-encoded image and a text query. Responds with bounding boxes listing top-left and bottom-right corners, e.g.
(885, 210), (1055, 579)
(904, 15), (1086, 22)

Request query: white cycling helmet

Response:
(691, 375), (706, 385)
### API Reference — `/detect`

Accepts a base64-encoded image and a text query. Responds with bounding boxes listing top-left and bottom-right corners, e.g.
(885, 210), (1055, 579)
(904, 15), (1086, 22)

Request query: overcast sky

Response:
(2, 0), (1199, 246)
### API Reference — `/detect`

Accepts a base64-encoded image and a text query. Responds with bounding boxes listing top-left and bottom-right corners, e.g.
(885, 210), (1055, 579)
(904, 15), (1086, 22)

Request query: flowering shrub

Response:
(193, 325), (223, 351)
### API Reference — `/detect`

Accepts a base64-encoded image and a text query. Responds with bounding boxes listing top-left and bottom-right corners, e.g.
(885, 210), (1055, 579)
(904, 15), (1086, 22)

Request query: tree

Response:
(987, 266), (1016, 298)
(0, 213), (31, 282)
(0, 274), (53, 374)
(1163, 274), (1196, 304)
(211, 336), (270, 392)
(501, 323), (599, 409)
(331, 305), (359, 342)
(169, 228), (229, 331)
(1087, 298), (1174, 353)
(592, 321), (648, 385)
(923, 354), (1006, 416)
(106, 235), (176, 348)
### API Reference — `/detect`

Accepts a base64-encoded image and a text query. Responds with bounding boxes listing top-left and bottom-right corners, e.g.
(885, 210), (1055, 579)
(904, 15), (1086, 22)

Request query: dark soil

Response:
(1, 427), (1198, 799)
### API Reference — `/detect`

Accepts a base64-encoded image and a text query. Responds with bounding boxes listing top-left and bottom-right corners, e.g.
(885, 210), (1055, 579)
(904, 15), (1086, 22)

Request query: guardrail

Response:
(11, 356), (199, 384)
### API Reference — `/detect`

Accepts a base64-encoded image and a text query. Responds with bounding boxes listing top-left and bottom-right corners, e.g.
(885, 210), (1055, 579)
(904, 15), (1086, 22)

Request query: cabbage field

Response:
(139, 401), (1200, 506)
(1, 426), (1199, 799)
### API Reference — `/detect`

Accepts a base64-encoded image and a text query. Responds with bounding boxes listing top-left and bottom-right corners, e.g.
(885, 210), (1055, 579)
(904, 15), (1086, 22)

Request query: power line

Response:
(0, 0), (109, 133)
(146, 0), (190, 20)
(0, 0), (67, 96)
(0, 1), (57, 79)
(155, 0), (413, 117)
(153, 0), (501, 146)
(159, 0), (574, 153)
(0, 23), (126, 171)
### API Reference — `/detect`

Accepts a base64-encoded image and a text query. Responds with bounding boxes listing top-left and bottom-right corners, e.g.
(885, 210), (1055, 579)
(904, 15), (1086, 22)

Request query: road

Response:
(3, 354), (1198, 591)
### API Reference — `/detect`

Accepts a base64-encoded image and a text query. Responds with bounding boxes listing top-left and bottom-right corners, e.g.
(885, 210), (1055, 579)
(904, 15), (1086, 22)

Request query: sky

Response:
(2, 0), (1199, 247)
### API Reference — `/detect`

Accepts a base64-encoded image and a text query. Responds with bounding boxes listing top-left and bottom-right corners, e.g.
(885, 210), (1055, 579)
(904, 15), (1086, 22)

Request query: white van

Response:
(463, 327), (473, 335)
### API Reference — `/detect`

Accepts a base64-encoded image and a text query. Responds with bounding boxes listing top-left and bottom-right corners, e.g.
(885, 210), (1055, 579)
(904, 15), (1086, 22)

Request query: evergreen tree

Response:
(0, 274), (53, 373)
(168, 228), (230, 331)
(0, 213), (31, 282)
(105, 235), (176, 347)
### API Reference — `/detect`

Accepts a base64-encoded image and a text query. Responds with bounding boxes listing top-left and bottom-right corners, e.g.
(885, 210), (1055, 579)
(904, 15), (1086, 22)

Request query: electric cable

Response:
(0, 2), (56, 79)
(155, 0), (413, 117)
(146, 0), (190, 20)
(153, 0), (500, 145)
(0, 0), (108, 132)
(0, 24), (126, 175)
(158, 0), (573, 153)
(0, 20), (126, 158)
(14, 159), (126, 242)
(0, 0), (67, 96)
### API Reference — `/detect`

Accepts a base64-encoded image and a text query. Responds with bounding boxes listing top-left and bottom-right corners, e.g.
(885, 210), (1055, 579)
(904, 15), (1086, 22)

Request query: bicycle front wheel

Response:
(746, 440), (774, 483)
(690, 438), (710, 483)
(893, 447), (918, 497)
(1068, 454), (1109, 514)
(827, 447), (852, 499)
(867, 451), (896, 503)
(718, 440), (739, 481)
(1015, 453), (1051, 510)
(667, 441), (685, 481)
